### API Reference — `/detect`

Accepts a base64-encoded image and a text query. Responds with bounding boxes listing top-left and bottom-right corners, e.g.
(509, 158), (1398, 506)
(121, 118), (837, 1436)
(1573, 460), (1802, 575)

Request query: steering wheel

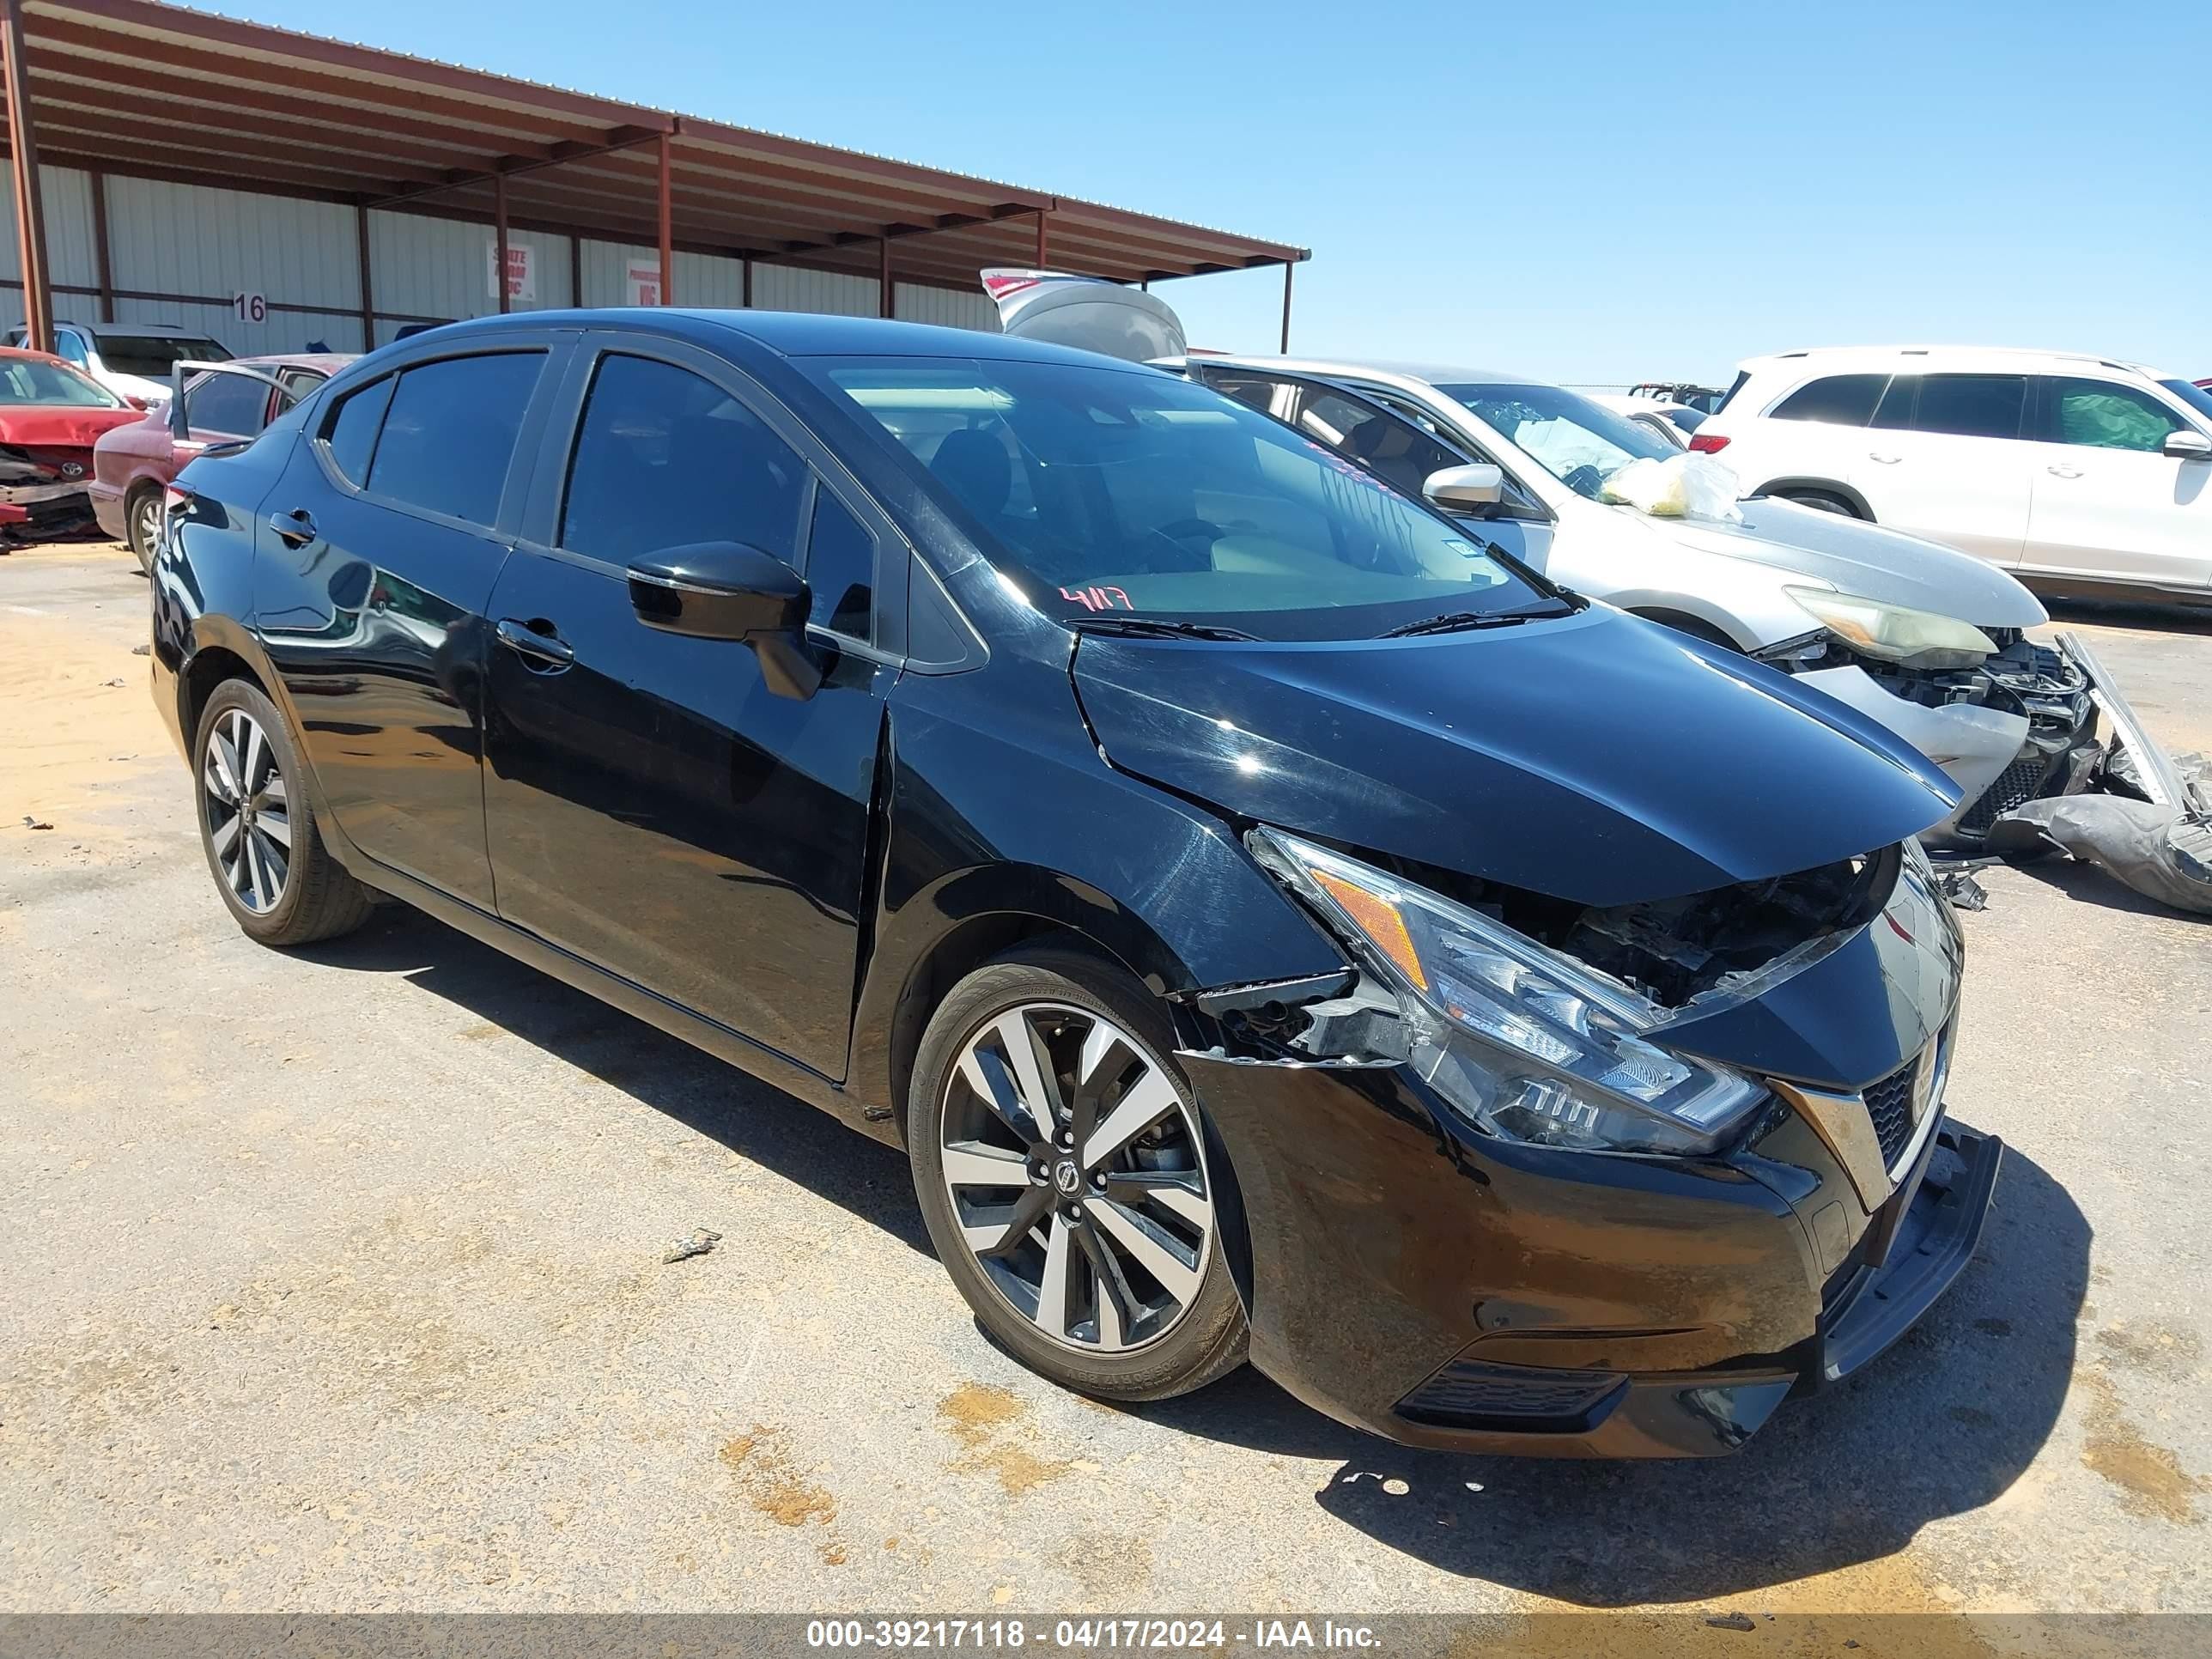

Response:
(1143, 517), (1225, 569)
(1560, 464), (1606, 500)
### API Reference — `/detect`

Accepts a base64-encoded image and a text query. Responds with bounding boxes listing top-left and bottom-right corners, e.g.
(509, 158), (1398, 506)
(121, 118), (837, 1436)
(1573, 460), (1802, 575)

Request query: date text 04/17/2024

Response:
(804, 1618), (1381, 1650)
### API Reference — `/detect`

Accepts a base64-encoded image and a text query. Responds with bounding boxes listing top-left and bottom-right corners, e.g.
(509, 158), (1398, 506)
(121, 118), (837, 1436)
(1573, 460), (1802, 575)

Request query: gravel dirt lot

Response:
(4, 542), (2209, 1634)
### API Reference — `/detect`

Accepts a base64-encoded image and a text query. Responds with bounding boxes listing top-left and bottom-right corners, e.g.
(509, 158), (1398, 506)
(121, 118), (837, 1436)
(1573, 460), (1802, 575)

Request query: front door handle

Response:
(495, 617), (575, 669)
(1867, 452), (1902, 465)
(266, 507), (317, 546)
(2046, 464), (2084, 479)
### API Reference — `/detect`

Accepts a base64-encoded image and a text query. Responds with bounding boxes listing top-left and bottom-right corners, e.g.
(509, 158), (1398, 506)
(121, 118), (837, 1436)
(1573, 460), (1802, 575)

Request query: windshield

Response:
(2160, 379), (2212, 427)
(94, 335), (230, 378)
(1439, 382), (1680, 500)
(809, 357), (1555, 641)
(0, 357), (125, 407)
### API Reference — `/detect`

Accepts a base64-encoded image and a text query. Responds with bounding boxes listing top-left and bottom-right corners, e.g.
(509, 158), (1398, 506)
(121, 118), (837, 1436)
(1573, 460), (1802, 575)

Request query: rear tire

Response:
(1775, 489), (1862, 519)
(908, 943), (1248, 1403)
(125, 485), (163, 574)
(193, 678), (374, 947)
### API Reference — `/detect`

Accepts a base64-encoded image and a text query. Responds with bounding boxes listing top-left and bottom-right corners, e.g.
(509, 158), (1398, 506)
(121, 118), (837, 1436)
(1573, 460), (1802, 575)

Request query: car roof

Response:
(1737, 344), (2176, 380)
(413, 307), (1163, 370)
(52, 320), (225, 337)
(0, 344), (69, 363)
(1189, 352), (1530, 386)
(228, 353), (356, 373)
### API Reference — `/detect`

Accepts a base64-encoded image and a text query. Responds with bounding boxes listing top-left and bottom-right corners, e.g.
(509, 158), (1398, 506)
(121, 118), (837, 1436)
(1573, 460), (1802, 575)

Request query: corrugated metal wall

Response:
(4, 166), (997, 351)
(0, 165), (98, 334)
(367, 210), (573, 345)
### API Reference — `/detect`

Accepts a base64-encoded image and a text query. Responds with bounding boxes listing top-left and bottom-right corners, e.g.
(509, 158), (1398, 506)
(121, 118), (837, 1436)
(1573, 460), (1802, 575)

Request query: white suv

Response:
(1692, 347), (2212, 603)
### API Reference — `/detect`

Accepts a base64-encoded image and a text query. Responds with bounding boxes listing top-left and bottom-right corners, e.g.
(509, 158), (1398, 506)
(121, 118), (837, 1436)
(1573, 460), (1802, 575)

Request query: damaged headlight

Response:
(1249, 829), (1767, 1157)
(1784, 586), (1996, 671)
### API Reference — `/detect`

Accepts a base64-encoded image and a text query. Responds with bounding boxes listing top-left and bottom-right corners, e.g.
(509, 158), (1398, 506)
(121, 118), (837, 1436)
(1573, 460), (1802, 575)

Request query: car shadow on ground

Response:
(2002, 848), (2210, 922)
(1107, 1138), (2089, 1607)
(304, 908), (2089, 1608)
(295, 904), (931, 1255)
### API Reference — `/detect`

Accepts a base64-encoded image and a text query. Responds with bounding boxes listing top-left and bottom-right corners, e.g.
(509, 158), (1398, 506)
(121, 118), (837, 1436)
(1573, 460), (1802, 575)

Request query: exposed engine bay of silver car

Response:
(1760, 627), (2100, 845)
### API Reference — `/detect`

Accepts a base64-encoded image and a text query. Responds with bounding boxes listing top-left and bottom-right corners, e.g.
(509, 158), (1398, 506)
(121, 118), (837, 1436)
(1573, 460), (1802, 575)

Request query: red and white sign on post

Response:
(486, 241), (536, 303)
(627, 260), (664, 307)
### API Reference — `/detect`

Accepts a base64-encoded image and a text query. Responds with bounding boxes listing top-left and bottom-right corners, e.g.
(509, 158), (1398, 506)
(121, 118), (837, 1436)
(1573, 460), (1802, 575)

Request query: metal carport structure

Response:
(0, 0), (1307, 353)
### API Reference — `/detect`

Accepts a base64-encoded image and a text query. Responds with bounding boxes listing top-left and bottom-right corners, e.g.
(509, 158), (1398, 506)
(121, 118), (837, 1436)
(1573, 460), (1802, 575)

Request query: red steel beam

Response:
(88, 164), (111, 320)
(355, 202), (374, 348)
(494, 171), (509, 314)
(1, 0), (50, 351)
(656, 132), (672, 305)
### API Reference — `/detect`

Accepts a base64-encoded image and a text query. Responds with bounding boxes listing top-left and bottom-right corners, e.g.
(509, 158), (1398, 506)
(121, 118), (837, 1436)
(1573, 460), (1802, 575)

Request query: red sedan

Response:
(0, 348), (145, 550)
(90, 353), (353, 569)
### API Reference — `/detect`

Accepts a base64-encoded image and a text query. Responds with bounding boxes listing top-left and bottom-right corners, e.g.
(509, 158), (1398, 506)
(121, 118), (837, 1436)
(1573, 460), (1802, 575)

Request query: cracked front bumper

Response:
(1179, 1049), (1999, 1460)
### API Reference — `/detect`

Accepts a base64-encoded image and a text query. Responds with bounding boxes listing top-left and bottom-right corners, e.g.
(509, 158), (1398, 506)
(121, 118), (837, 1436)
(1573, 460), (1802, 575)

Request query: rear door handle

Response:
(2046, 464), (2084, 479)
(1867, 452), (1902, 465)
(495, 617), (575, 669)
(266, 507), (317, 546)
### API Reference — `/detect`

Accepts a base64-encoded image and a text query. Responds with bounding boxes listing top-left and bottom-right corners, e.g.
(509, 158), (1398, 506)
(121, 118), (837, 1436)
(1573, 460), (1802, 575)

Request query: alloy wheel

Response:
(202, 708), (292, 915)
(132, 493), (162, 562)
(939, 1003), (1213, 1354)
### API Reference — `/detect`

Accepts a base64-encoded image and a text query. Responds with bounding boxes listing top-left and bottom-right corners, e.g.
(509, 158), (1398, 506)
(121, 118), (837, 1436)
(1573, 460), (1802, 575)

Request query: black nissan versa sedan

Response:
(149, 309), (2002, 1458)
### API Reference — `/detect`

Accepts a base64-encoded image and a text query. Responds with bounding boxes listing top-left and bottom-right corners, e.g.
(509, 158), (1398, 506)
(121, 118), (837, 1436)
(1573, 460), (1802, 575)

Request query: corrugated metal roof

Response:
(3, 0), (1307, 292)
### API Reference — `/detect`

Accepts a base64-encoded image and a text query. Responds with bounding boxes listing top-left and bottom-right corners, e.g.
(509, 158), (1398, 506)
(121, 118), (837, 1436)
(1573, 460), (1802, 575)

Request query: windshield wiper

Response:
(1377, 604), (1571, 638)
(1069, 616), (1259, 642)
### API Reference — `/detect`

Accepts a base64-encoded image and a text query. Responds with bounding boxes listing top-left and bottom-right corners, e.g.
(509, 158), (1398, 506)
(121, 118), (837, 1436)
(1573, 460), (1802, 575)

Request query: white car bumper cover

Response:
(1794, 665), (2027, 822)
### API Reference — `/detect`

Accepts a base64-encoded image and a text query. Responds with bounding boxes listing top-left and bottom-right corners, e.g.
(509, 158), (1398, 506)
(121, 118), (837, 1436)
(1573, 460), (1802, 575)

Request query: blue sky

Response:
(222, 0), (2209, 386)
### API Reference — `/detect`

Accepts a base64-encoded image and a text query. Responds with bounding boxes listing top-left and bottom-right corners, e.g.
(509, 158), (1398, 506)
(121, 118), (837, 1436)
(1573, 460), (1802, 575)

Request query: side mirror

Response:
(627, 541), (822, 699)
(2164, 429), (2212, 461)
(1424, 462), (1505, 516)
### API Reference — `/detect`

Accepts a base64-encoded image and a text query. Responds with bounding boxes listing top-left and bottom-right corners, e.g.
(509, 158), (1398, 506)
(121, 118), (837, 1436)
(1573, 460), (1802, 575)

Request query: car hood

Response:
(1072, 605), (1960, 908)
(0, 405), (144, 447)
(1633, 496), (2047, 629)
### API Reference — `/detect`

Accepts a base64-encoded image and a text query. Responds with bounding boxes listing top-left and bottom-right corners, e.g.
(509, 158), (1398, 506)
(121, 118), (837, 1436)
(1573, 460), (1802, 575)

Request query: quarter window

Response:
(803, 487), (875, 641)
(1770, 374), (1888, 426)
(560, 353), (805, 567)
(323, 375), (395, 488)
(1909, 374), (2027, 441)
(367, 351), (545, 526)
(2050, 380), (2187, 452)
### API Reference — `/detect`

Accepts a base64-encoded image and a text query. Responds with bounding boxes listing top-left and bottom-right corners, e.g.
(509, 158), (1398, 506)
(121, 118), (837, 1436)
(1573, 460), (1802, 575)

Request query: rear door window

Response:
(558, 351), (805, 567)
(1910, 374), (2028, 441)
(1769, 374), (1887, 425)
(367, 351), (546, 526)
(2047, 380), (2189, 452)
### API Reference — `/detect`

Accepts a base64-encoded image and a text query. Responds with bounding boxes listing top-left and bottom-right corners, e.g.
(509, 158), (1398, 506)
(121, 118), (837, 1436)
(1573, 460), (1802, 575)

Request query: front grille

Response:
(1955, 753), (2056, 835)
(1863, 1054), (1919, 1169)
(1397, 1359), (1623, 1431)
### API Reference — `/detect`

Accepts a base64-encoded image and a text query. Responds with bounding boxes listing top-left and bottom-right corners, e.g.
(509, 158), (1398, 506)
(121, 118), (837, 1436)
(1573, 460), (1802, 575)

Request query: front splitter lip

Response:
(1372, 1123), (2002, 1459)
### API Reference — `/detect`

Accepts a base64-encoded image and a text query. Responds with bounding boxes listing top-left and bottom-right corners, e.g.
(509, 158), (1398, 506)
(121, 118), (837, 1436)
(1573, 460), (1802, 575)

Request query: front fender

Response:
(847, 658), (1348, 1117)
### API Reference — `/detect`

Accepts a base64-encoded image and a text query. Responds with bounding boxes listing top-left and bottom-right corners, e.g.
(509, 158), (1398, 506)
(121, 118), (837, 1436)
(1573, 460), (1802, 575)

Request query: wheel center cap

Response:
(1051, 1158), (1081, 1197)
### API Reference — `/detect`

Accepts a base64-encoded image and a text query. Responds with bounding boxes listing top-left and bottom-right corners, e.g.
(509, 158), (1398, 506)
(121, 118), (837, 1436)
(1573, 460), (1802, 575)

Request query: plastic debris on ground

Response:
(661, 1227), (723, 1264)
(1599, 453), (1744, 523)
(1990, 749), (2212, 917)
(1934, 865), (1990, 912)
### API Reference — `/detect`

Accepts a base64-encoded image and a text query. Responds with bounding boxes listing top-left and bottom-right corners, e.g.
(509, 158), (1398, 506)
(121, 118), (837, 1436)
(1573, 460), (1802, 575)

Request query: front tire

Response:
(908, 944), (1247, 1402)
(193, 679), (373, 946)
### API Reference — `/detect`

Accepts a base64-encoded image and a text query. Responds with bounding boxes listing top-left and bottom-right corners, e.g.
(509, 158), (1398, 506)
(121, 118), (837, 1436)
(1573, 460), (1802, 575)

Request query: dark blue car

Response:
(149, 309), (1999, 1457)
